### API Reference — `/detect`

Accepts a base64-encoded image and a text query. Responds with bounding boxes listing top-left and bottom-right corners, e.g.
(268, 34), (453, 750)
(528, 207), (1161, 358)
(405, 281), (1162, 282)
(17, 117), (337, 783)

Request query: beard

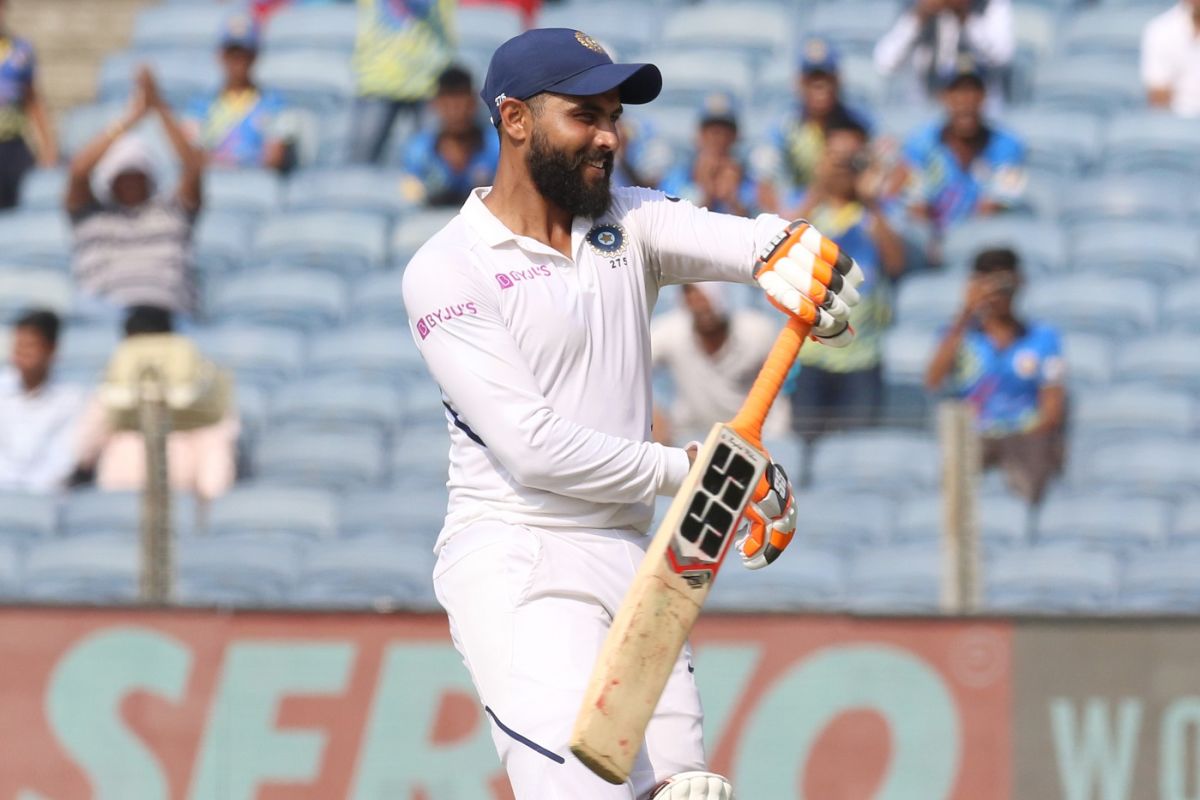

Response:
(527, 127), (614, 219)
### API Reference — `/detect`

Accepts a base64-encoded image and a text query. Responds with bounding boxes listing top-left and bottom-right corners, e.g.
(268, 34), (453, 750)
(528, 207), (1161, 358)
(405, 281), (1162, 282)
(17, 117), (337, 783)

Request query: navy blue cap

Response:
(698, 91), (739, 128)
(481, 28), (662, 127)
(799, 36), (840, 76)
(220, 11), (261, 52)
(940, 53), (986, 89)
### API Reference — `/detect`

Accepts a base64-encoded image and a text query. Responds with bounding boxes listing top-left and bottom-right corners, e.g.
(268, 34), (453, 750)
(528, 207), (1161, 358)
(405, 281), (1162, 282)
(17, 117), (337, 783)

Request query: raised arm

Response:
(24, 82), (58, 167)
(137, 67), (204, 212)
(65, 100), (146, 215)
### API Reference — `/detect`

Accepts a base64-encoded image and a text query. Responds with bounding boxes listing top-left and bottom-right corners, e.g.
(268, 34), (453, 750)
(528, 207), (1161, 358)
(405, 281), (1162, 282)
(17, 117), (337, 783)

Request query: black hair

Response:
(826, 117), (869, 140)
(973, 247), (1021, 274)
(123, 305), (174, 337)
(14, 309), (61, 348)
(437, 65), (474, 96)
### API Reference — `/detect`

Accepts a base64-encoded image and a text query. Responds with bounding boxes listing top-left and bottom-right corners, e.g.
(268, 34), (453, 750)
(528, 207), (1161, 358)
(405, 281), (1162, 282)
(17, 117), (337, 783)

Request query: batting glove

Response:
(650, 771), (734, 799)
(754, 219), (865, 348)
(736, 461), (797, 570)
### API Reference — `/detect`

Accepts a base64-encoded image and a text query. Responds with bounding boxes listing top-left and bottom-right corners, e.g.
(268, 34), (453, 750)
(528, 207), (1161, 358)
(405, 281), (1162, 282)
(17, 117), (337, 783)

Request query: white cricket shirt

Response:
(1141, 3), (1200, 118)
(402, 186), (789, 548)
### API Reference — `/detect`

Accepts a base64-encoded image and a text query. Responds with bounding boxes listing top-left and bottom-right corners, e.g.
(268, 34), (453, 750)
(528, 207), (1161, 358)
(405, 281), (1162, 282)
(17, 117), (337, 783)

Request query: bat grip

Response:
(729, 316), (810, 451)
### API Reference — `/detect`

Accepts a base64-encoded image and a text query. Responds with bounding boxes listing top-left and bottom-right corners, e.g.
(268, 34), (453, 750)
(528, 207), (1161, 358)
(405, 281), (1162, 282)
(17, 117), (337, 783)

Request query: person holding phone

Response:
(925, 247), (1066, 505)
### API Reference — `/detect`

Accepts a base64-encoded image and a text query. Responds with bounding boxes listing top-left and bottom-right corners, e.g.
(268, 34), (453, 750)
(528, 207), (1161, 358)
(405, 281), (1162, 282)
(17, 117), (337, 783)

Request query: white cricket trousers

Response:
(432, 520), (708, 799)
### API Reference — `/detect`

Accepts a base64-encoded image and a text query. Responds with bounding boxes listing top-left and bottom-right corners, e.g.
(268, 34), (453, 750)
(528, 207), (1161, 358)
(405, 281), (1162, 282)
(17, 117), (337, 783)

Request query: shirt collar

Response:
(460, 187), (594, 261)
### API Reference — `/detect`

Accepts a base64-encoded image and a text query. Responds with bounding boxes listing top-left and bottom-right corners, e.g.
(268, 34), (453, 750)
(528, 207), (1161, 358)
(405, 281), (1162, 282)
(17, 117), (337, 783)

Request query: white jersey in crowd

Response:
(402, 186), (789, 550)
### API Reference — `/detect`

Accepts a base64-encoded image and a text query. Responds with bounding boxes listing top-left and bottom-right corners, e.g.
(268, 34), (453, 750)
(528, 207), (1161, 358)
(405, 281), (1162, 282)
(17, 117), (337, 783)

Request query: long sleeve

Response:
(875, 12), (923, 75)
(963, 0), (1015, 68)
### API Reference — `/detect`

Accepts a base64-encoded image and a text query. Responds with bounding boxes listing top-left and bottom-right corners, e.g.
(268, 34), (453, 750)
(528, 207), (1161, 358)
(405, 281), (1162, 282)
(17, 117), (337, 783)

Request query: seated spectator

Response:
(659, 92), (758, 216)
(184, 12), (288, 171)
(74, 306), (239, 502)
(789, 119), (906, 439)
(0, 0), (57, 209)
(1141, 0), (1200, 118)
(901, 55), (1025, 240)
(874, 0), (1014, 104)
(349, 0), (456, 164)
(754, 37), (872, 212)
(925, 248), (1065, 505)
(65, 67), (204, 320)
(399, 65), (498, 206)
(0, 310), (86, 492)
(651, 284), (790, 445)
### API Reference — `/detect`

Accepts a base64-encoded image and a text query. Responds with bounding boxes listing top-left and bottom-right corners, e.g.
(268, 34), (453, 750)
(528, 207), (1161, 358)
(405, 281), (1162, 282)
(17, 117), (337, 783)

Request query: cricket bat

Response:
(570, 315), (811, 784)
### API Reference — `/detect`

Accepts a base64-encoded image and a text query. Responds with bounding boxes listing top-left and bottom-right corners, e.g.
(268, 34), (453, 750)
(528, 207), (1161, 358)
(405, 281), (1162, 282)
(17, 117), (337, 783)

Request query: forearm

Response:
(66, 113), (135, 211)
(874, 13), (922, 74)
(867, 205), (906, 278)
(1036, 385), (1066, 432)
(925, 317), (969, 390)
(25, 93), (58, 166)
(154, 103), (204, 206)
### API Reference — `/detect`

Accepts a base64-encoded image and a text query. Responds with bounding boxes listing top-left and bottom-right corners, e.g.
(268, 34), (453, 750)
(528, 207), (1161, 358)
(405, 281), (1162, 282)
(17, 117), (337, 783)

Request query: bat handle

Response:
(729, 316), (810, 451)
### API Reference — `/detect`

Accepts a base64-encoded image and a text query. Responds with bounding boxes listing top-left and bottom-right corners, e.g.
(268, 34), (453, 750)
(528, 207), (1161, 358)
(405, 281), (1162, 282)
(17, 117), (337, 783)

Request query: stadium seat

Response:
(1058, 176), (1191, 227)
(350, 271), (408, 324)
(1036, 493), (1169, 552)
(660, 3), (789, 64)
(130, 4), (228, 51)
(986, 545), (1118, 612)
(256, 50), (355, 112)
(942, 217), (1068, 274)
(17, 168), (67, 211)
(98, 49), (220, 109)
(401, 376), (451, 431)
(1067, 221), (1198, 277)
(535, 4), (661, 57)
(268, 376), (403, 437)
(54, 322), (121, 384)
(1118, 547), (1200, 613)
(1115, 337), (1200, 391)
(339, 484), (449, 540)
(233, 382), (269, 440)
(62, 491), (196, 539)
(891, 273), (967, 331)
(392, 426), (453, 492)
(1032, 57), (1144, 116)
(0, 211), (71, 270)
(261, 3), (357, 54)
(1002, 109), (1104, 179)
(1072, 384), (1196, 437)
(1165, 280), (1200, 332)
(1080, 438), (1200, 498)
(0, 493), (57, 541)
(645, 51), (754, 108)
(1172, 500), (1200, 544)
(0, 541), (20, 599)
(809, 430), (940, 493)
(789, 490), (893, 552)
(846, 543), (942, 613)
(808, 1), (903, 58)
(195, 325), (306, 387)
(205, 485), (337, 539)
(175, 533), (302, 606)
(306, 324), (425, 382)
(392, 208), (458, 266)
(456, 4), (523, 52)
(290, 533), (439, 609)
(707, 545), (846, 611)
(23, 534), (140, 603)
(1022, 275), (1155, 335)
(203, 169), (282, 217)
(192, 211), (254, 275)
(1062, 7), (1158, 59)
(284, 167), (411, 218)
(254, 430), (387, 489)
(893, 492), (1029, 550)
(1061, 332), (1114, 385)
(206, 268), (349, 331)
(0, 270), (72, 323)
(1102, 113), (1200, 178)
(254, 211), (389, 274)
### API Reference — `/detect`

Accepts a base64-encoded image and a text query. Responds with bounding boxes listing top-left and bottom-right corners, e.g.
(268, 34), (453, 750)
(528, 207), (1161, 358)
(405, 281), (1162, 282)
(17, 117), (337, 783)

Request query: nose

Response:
(594, 123), (619, 153)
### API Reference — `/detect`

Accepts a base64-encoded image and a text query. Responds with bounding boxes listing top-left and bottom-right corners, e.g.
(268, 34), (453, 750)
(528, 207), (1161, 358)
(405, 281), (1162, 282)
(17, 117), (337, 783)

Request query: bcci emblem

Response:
(575, 30), (605, 54)
(586, 223), (627, 256)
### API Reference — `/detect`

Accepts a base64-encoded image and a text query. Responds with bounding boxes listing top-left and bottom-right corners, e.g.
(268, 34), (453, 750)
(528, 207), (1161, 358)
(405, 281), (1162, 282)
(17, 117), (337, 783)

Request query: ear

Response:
(498, 99), (531, 145)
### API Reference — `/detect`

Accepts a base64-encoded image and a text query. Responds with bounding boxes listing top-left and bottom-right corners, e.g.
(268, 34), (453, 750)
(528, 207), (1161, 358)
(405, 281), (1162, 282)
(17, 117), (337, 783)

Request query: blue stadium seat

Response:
(98, 50), (220, 109)
(130, 5), (228, 51)
(1165, 280), (1200, 332)
(846, 543), (942, 613)
(203, 169), (282, 217)
(23, 534), (139, 603)
(284, 167), (411, 218)
(1072, 384), (1196, 437)
(456, 4), (523, 52)
(660, 3), (789, 64)
(254, 430), (387, 489)
(891, 273), (966, 331)
(0, 211), (71, 270)
(1068, 221), (1198, 277)
(1102, 113), (1200, 178)
(0, 493), (57, 541)
(261, 3), (357, 54)
(1115, 337), (1200, 391)
(645, 51), (754, 108)
(1080, 438), (1200, 498)
(207, 268), (349, 331)
(0, 270), (72, 323)
(290, 533), (439, 609)
(810, 430), (940, 493)
(1000, 110), (1103, 178)
(205, 485), (337, 539)
(256, 50), (355, 112)
(1172, 500), (1200, 544)
(17, 168), (67, 211)
(1022, 275), (1155, 335)
(1118, 547), (1200, 613)
(808, 1), (903, 58)
(1036, 493), (1169, 552)
(1061, 332), (1114, 385)
(306, 324), (424, 382)
(175, 533), (302, 606)
(535, 4), (661, 58)
(707, 545), (846, 611)
(340, 484), (449, 539)
(62, 491), (196, 538)
(942, 217), (1068, 274)
(401, 376), (451, 431)
(268, 376), (403, 436)
(1062, 7), (1158, 59)
(391, 427), (452, 492)
(195, 325), (306, 387)
(1058, 176), (1191, 227)
(254, 211), (389, 273)
(0, 541), (20, 598)
(987, 545), (1118, 612)
(893, 492), (1029, 550)
(192, 211), (254, 275)
(789, 490), (892, 552)
(392, 208), (458, 266)
(1032, 57), (1144, 115)
(54, 322), (120, 384)
(233, 382), (270, 439)
(350, 272), (407, 324)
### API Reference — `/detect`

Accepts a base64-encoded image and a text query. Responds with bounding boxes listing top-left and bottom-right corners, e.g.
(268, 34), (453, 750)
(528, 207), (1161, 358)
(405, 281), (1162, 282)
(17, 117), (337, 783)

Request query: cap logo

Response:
(805, 39), (827, 61)
(575, 31), (605, 54)
(494, 92), (508, 108)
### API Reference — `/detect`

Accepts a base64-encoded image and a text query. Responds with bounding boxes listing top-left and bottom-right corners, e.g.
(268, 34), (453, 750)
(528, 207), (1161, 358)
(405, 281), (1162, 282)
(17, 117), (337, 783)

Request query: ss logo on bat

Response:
(677, 443), (757, 562)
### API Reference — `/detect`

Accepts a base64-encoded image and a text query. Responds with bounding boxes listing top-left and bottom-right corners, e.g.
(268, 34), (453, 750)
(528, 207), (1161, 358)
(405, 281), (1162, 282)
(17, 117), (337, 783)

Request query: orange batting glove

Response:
(737, 461), (797, 570)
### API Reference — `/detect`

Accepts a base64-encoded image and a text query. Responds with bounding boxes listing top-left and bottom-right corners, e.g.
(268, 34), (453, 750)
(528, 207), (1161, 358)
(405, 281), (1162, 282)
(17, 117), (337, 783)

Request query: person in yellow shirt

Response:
(0, 0), (57, 209)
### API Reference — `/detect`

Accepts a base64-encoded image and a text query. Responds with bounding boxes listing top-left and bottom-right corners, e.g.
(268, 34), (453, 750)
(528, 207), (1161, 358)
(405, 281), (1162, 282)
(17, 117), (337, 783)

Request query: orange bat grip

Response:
(729, 316), (811, 451)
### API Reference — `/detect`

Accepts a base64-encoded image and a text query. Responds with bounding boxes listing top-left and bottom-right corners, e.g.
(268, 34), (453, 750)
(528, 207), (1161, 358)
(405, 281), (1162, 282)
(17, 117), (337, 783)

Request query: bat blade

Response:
(570, 422), (768, 784)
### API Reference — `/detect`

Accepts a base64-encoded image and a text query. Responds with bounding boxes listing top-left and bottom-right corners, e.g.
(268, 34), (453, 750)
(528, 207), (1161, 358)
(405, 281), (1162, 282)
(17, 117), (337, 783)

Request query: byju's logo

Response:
(416, 302), (479, 339)
(416, 319), (431, 339)
(495, 266), (551, 289)
(496, 274), (514, 289)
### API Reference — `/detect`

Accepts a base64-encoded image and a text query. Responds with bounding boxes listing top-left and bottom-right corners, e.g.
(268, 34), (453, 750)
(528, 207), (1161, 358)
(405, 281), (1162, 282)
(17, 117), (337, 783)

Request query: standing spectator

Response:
(398, 65), (497, 206)
(901, 55), (1025, 239)
(349, 0), (456, 164)
(874, 0), (1014, 103)
(0, 0), (57, 209)
(659, 92), (758, 216)
(754, 37), (872, 211)
(651, 284), (790, 445)
(1141, 0), (1200, 118)
(184, 12), (288, 171)
(0, 311), (86, 492)
(789, 119), (907, 439)
(65, 67), (204, 319)
(925, 248), (1066, 505)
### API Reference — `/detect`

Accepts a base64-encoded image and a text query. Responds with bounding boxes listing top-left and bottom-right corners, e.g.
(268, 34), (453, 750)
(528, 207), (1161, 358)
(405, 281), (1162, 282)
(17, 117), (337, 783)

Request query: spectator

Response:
(0, 0), (57, 209)
(73, 306), (239, 501)
(398, 65), (497, 206)
(651, 284), (790, 445)
(184, 12), (288, 171)
(874, 0), (1014, 104)
(789, 119), (907, 439)
(659, 92), (758, 216)
(925, 248), (1065, 505)
(65, 67), (204, 320)
(901, 55), (1025, 239)
(348, 0), (457, 164)
(754, 37), (872, 211)
(0, 310), (86, 492)
(1141, 0), (1200, 118)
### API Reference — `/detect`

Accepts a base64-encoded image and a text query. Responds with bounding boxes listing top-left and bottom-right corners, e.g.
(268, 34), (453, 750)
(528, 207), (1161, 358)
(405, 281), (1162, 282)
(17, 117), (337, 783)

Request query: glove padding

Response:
(754, 219), (865, 348)
(650, 771), (734, 799)
(736, 461), (797, 570)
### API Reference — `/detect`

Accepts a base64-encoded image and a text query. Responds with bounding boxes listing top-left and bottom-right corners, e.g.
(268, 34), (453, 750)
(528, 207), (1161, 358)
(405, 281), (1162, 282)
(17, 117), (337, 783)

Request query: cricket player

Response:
(402, 28), (864, 800)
